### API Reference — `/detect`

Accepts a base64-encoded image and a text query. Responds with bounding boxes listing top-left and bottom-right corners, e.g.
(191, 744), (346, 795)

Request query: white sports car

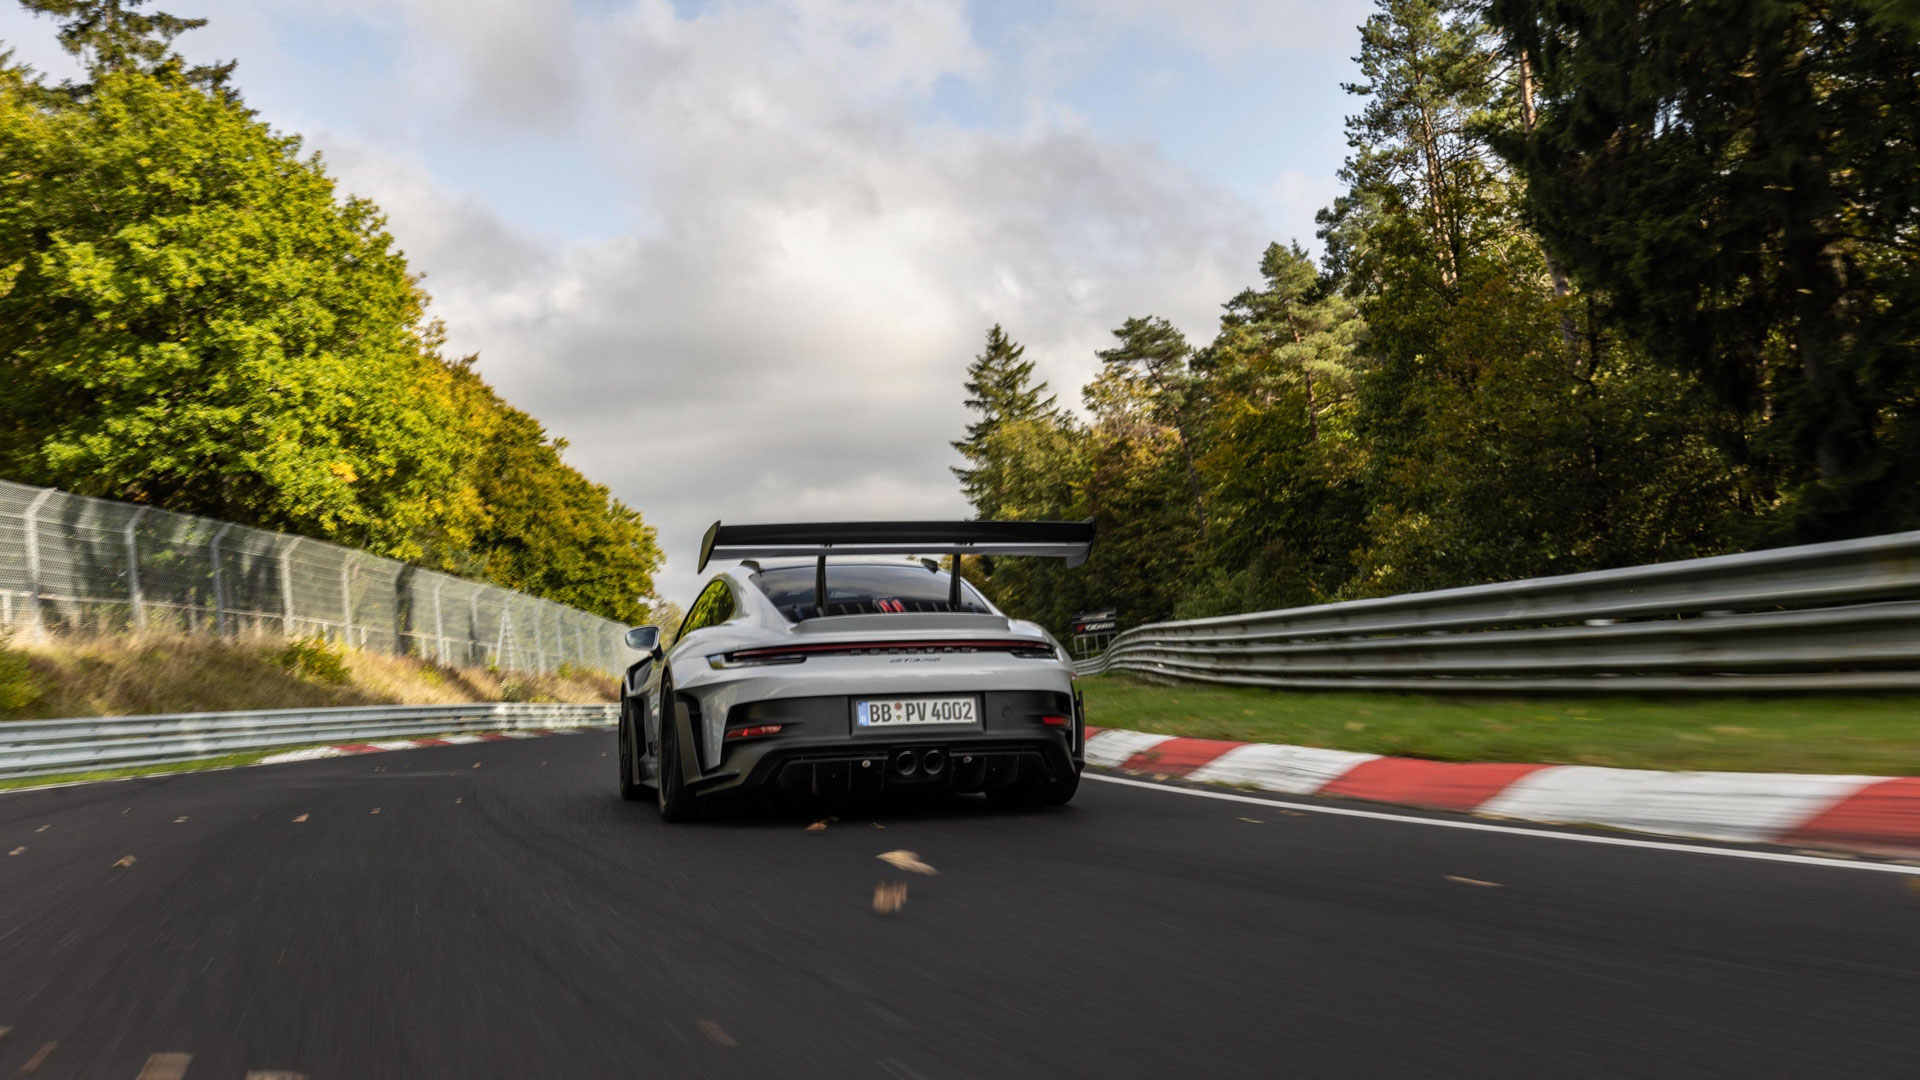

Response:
(616, 520), (1095, 820)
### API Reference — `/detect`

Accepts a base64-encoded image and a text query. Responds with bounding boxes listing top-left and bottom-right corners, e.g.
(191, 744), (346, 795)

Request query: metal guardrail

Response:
(0, 702), (616, 780)
(1074, 530), (1920, 692)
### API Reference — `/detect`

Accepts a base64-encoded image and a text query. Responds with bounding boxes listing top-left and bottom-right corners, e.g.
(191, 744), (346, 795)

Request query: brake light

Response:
(1040, 715), (1072, 727)
(724, 724), (784, 741)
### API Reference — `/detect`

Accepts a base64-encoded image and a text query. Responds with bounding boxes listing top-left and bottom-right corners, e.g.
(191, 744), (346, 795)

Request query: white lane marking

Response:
(1085, 773), (1920, 876)
(1083, 730), (1175, 768)
(1479, 767), (1886, 844)
(1187, 742), (1379, 794)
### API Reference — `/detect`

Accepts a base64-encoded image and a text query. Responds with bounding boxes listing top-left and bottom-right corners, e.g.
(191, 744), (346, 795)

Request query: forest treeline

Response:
(957, 0), (1920, 636)
(0, 1), (662, 623)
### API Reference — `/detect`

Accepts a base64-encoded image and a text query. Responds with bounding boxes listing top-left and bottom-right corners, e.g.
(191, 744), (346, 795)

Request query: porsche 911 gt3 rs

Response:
(616, 520), (1095, 821)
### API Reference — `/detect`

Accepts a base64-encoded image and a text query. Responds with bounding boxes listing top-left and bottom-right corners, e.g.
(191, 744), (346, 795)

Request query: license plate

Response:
(856, 696), (977, 727)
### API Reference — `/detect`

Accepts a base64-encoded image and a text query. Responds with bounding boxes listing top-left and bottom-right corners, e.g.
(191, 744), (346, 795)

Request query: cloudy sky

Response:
(0, 0), (1373, 605)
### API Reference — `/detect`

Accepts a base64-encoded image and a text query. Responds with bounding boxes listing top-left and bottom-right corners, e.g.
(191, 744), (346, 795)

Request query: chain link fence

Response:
(0, 479), (632, 676)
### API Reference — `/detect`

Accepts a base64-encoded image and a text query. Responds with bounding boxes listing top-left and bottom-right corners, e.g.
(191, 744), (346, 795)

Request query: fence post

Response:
(280, 538), (299, 636)
(209, 521), (235, 636)
(468, 589), (482, 667)
(125, 506), (150, 633)
(339, 554), (358, 647)
(532, 602), (546, 672)
(21, 488), (57, 642)
(432, 577), (447, 664)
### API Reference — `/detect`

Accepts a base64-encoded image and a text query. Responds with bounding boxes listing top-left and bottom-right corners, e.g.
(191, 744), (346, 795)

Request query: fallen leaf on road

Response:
(872, 823), (884, 829)
(174, 817), (188, 823)
(805, 821), (828, 832)
(121, 807), (132, 814)
(454, 798), (463, 804)
(8, 847), (23, 856)
(877, 850), (937, 875)
(472, 762), (482, 769)
(370, 808), (381, 815)
(34, 825), (48, 833)
(873, 881), (908, 914)
(113, 855), (136, 868)
(291, 814), (309, 823)
(1238, 817), (1263, 823)
(1444, 875), (1503, 888)
(697, 1020), (736, 1047)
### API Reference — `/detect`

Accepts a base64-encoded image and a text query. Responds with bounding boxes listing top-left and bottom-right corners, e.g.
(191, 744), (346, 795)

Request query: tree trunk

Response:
(1517, 50), (1580, 364)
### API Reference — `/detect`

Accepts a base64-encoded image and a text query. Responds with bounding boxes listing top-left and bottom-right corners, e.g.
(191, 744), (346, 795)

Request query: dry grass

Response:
(0, 634), (616, 720)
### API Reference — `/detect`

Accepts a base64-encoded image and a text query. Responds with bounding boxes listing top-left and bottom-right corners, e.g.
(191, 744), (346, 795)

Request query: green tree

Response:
(951, 324), (1056, 518)
(1180, 243), (1368, 615)
(1095, 316), (1208, 534)
(17, 0), (232, 93)
(447, 361), (662, 624)
(1491, 0), (1920, 541)
(0, 66), (476, 561)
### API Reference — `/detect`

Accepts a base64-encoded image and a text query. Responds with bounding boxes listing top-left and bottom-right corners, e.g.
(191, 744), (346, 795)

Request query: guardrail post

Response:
(209, 521), (235, 636)
(125, 506), (150, 632)
(21, 488), (57, 642)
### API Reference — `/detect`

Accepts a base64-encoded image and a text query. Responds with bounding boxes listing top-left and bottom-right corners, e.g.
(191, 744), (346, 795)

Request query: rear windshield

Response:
(750, 564), (993, 622)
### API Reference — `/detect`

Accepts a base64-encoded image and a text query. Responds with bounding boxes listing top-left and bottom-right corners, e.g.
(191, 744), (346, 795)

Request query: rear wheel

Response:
(617, 702), (645, 802)
(656, 676), (702, 823)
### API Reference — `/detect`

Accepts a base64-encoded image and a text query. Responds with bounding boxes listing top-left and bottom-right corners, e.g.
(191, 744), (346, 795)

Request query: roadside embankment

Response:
(1080, 675), (1920, 776)
(0, 634), (616, 722)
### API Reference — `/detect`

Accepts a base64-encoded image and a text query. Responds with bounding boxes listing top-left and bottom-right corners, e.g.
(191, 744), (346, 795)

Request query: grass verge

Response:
(0, 748), (291, 792)
(1080, 675), (1920, 776)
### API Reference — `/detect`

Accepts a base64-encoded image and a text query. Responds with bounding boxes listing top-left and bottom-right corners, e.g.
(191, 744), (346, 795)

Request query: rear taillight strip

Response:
(716, 639), (1056, 666)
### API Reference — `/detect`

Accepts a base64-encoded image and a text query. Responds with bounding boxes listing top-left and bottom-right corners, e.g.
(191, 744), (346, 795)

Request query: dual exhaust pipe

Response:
(888, 747), (946, 779)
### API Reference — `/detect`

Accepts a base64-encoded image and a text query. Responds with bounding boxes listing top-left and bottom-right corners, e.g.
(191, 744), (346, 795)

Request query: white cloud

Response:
(5, 0), (1299, 606)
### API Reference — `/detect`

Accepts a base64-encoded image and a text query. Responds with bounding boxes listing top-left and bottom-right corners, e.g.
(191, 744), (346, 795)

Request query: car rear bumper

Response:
(688, 689), (1083, 797)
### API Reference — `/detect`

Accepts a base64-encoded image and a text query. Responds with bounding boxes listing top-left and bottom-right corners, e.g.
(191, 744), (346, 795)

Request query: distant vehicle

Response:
(616, 520), (1096, 820)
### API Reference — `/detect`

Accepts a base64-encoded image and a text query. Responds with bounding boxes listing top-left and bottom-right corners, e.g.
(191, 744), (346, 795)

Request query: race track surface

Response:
(2, 733), (1917, 1079)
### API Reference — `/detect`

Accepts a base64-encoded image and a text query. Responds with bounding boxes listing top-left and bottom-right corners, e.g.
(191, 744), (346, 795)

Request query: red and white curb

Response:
(1085, 726), (1920, 853)
(258, 727), (593, 765)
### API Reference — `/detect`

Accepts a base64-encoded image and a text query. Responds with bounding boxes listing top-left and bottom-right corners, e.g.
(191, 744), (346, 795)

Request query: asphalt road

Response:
(2, 733), (1918, 1079)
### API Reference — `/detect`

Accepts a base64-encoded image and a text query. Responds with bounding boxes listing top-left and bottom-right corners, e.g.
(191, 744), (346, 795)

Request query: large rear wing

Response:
(697, 519), (1095, 573)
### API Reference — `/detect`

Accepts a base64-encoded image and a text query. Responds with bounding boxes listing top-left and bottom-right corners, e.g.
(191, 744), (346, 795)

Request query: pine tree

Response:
(951, 325), (1056, 516)
(1493, 0), (1920, 540)
(1095, 316), (1207, 533)
(17, 0), (233, 93)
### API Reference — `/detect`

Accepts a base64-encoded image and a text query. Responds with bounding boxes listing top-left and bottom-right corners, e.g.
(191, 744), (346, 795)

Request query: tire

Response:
(656, 676), (702, 823)
(617, 701), (645, 802)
